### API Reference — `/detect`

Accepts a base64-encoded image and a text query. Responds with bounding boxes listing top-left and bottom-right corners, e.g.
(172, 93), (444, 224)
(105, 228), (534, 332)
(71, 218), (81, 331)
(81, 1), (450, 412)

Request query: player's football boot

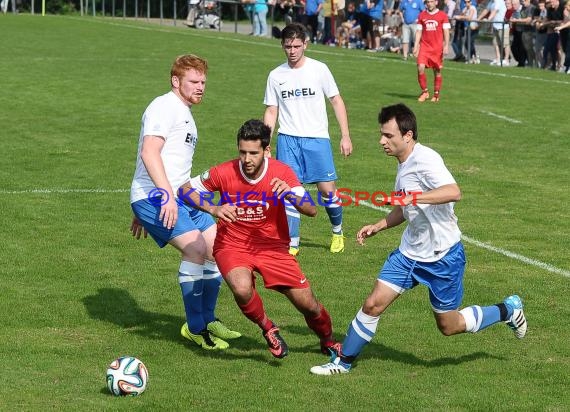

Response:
(181, 323), (229, 350)
(207, 318), (242, 340)
(503, 295), (527, 339)
(330, 233), (345, 253)
(263, 325), (289, 359)
(431, 93), (440, 102)
(320, 341), (343, 356)
(289, 246), (300, 257)
(417, 90), (430, 102)
(310, 355), (351, 375)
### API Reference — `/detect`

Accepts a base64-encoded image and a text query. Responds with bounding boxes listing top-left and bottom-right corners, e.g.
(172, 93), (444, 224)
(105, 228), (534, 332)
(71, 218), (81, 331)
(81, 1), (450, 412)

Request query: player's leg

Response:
(317, 180), (345, 253)
(199, 221), (241, 340)
(224, 266), (288, 358)
(422, 242), (527, 338)
(276, 133), (303, 255)
(170, 231), (229, 350)
(432, 67), (442, 102)
(132, 198), (226, 349)
(303, 138), (344, 253)
(310, 279), (401, 375)
(417, 63), (429, 101)
(310, 249), (412, 375)
(281, 286), (337, 354)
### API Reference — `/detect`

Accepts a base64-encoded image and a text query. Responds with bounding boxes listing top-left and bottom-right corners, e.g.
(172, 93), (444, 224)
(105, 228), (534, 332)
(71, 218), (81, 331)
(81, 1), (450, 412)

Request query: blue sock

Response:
(322, 193), (343, 233)
(178, 261), (205, 334)
(285, 198), (300, 247)
(460, 304), (504, 333)
(342, 309), (380, 360)
(202, 260), (222, 324)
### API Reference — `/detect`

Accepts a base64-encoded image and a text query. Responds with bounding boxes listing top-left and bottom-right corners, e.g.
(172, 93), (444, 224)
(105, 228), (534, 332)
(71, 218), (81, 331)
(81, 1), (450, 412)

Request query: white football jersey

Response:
(264, 57), (339, 139)
(130, 91), (198, 203)
(396, 143), (462, 262)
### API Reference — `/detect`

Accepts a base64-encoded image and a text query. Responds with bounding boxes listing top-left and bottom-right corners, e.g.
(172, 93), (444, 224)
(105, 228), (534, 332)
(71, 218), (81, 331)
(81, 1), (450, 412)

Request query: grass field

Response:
(1, 13), (569, 411)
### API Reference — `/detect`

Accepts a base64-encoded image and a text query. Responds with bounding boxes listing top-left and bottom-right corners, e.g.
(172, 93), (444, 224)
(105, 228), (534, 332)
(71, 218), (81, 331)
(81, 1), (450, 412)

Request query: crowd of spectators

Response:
(266, 0), (570, 72)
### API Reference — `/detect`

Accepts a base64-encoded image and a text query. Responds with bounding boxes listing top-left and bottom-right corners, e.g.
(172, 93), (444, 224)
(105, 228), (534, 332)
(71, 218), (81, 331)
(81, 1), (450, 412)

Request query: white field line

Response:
(479, 110), (522, 124)
(6, 187), (567, 277)
(354, 198), (570, 278)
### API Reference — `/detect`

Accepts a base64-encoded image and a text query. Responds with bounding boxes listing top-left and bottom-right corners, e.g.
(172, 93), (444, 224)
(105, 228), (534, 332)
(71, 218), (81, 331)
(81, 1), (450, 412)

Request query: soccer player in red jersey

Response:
(178, 119), (340, 359)
(413, 0), (451, 102)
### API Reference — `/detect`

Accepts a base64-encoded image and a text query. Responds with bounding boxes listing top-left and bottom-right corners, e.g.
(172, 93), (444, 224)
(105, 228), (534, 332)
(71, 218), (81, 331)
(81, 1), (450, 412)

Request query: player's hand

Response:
(443, 45), (449, 55)
(159, 195), (178, 229)
(130, 216), (148, 239)
(213, 204), (238, 222)
(413, 47), (419, 58)
(270, 177), (292, 199)
(340, 136), (353, 158)
(356, 224), (380, 245)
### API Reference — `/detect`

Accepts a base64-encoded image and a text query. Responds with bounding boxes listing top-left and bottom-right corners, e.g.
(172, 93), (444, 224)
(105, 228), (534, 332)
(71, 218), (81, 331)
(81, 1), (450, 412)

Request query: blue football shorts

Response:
(276, 133), (337, 184)
(131, 197), (215, 248)
(377, 242), (466, 312)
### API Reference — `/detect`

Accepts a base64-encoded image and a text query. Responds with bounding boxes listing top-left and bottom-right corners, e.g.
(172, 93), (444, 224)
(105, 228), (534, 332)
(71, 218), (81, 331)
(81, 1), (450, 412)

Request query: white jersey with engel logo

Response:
(264, 57), (339, 139)
(396, 143), (462, 262)
(130, 91), (198, 203)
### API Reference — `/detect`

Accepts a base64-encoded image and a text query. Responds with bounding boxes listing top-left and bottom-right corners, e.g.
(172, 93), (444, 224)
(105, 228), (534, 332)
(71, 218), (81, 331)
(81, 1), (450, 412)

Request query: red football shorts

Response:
(213, 248), (310, 290)
(417, 50), (444, 69)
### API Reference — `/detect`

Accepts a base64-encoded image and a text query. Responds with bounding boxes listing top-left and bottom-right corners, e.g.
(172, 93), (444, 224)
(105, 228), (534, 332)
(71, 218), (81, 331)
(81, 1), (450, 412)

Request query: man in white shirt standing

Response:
(311, 103), (527, 375)
(263, 23), (353, 256)
(130, 55), (240, 351)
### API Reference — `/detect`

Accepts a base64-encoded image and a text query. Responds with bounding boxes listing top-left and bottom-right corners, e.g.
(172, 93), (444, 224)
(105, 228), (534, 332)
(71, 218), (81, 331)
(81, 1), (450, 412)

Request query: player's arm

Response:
(356, 206), (405, 245)
(401, 183), (461, 206)
(443, 26), (450, 55)
(271, 178), (317, 217)
(178, 180), (238, 223)
(412, 26), (422, 56)
(328, 94), (353, 157)
(263, 105), (279, 137)
(140, 135), (178, 229)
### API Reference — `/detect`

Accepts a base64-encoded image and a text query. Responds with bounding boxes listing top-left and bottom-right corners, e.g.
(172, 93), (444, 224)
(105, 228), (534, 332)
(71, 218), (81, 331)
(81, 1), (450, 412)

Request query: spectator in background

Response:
(456, 0), (480, 63)
(380, 25), (403, 53)
(446, 0), (464, 62)
(278, 0), (296, 25)
(364, 0), (385, 52)
(185, 0), (201, 27)
(304, 0), (325, 42)
(533, 0), (549, 67)
(510, 0), (527, 66)
(253, 0), (269, 37)
(554, 0), (570, 73)
(336, 1), (363, 47)
(481, 0), (509, 66)
(398, 0), (425, 60)
(542, 0), (563, 70)
(511, 0), (536, 67)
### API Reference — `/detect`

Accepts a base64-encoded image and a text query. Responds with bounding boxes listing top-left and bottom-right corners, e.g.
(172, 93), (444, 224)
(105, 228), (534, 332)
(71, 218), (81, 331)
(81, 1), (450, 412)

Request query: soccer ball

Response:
(106, 356), (148, 396)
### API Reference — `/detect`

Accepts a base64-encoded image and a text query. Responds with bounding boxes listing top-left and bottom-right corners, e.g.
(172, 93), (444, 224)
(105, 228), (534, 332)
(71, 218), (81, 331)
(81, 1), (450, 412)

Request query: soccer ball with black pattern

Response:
(106, 356), (148, 396)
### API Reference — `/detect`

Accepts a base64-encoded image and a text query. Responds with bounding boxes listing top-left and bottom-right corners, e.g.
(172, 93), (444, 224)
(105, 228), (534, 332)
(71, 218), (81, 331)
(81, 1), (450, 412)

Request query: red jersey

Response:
(417, 9), (450, 54)
(196, 158), (303, 252)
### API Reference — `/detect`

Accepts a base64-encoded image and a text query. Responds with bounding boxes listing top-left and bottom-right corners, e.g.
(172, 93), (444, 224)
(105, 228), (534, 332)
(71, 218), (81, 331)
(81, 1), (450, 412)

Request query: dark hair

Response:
(378, 103), (418, 141)
(281, 22), (309, 43)
(237, 119), (271, 149)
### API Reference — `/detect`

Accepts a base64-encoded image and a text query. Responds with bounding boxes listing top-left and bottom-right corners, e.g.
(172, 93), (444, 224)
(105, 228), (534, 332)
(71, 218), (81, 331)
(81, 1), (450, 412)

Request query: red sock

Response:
(434, 74), (442, 95)
(304, 304), (333, 343)
(418, 73), (427, 91)
(238, 290), (273, 331)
